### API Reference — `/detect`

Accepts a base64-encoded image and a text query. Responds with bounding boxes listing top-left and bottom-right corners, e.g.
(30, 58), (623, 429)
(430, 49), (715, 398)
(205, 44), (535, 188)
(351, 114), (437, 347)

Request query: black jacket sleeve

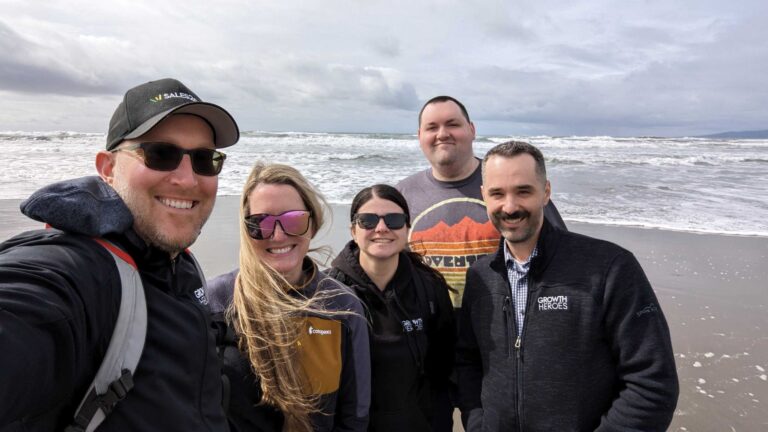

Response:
(331, 295), (371, 432)
(0, 233), (118, 425)
(425, 275), (456, 432)
(454, 267), (484, 432)
(426, 275), (456, 386)
(596, 251), (679, 431)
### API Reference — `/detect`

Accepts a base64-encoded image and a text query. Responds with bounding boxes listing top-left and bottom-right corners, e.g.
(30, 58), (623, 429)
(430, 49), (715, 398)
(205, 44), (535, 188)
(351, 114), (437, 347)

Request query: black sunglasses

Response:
(111, 142), (226, 176)
(354, 213), (408, 230)
(244, 210), (312, 240)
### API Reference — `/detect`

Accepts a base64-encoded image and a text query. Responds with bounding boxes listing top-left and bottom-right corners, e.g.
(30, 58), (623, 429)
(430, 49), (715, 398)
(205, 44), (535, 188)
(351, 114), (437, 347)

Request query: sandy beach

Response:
(2, 195), (766, 431)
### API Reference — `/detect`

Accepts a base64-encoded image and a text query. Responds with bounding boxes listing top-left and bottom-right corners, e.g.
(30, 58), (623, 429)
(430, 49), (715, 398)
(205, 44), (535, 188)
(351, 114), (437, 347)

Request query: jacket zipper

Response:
(515, 288), (537, 432)
(170, 254), (179, 294)
(502, 296), (513, 358)
(502, 296), (523, 432)
(515, 332), (524, 430)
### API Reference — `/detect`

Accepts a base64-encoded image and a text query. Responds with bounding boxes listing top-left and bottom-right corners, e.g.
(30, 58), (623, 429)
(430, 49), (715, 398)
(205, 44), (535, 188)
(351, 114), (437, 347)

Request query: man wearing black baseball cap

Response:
(0, 79), (239, 430)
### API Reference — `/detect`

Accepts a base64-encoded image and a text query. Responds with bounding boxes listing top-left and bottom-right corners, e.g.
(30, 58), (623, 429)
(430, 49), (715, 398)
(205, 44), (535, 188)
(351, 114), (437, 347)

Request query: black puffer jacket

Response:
(329, 241), (456, 432)
(0, 176), (228, 431)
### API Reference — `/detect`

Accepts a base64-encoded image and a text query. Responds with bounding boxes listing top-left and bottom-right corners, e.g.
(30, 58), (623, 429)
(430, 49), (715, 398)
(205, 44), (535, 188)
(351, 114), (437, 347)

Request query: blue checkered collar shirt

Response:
(503, 241), (539, 336)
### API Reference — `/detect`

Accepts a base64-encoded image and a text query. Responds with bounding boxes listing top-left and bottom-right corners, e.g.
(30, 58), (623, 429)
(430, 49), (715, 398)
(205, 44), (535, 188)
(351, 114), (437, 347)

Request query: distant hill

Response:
(699, 129), (768, 139)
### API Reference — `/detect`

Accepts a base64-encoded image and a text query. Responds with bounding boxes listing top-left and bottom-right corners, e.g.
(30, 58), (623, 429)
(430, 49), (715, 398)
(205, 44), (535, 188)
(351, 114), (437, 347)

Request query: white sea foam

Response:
(1, 131), (767, 236)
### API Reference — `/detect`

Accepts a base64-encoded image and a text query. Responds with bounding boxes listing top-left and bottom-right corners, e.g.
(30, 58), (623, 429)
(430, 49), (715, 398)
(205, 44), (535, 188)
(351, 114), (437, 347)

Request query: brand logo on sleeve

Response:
(636, 303), (658, 317)
(538, 295), (568, 311)
(194, 287), (209, 305)
(308, 325), (332, 335)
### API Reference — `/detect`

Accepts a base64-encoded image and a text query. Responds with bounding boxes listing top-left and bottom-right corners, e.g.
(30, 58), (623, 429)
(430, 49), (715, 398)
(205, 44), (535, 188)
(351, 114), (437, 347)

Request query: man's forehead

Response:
(484, 154), (540, 181)
(487, 153), (536, 168)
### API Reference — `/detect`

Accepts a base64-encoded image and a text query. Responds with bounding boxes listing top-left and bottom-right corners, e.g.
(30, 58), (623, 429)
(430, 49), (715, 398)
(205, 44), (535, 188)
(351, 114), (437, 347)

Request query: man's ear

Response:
(95, 151), (116, 185)
(544, 180), (552, 205)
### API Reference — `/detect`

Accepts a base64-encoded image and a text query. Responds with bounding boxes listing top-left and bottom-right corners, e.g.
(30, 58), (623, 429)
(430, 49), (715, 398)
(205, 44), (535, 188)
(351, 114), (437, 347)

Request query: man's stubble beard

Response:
(491, 210), (538, 246)
(112, 179), (213, 254)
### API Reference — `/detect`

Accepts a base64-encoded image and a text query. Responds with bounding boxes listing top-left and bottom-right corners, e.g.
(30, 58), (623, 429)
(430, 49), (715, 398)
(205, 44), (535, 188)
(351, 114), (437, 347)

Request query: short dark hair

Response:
(482, 140), (547, 183)
(418, 95), (471, 126)
(350, 184), (411, 227)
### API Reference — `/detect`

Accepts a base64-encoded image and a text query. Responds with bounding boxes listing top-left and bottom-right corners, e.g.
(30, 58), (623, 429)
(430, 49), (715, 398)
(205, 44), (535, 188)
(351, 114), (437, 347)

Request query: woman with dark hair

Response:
(328, 184), (456, 432)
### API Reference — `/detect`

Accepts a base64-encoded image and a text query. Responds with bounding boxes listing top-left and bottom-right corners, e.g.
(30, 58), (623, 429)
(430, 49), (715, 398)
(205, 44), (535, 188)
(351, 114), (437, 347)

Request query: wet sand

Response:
(2, 195), (767, 431)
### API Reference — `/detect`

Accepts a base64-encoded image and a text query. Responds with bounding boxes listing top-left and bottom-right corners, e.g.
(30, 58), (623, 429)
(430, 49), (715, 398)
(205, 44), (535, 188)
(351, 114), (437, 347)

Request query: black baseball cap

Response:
(106, 78), (239, 150)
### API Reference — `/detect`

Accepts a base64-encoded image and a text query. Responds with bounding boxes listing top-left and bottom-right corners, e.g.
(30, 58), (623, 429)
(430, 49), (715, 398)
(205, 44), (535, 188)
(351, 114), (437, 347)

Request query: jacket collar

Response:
(331, 240), (415, 304)
(20, 175), (172, 261)
(488, 217), (561, 280)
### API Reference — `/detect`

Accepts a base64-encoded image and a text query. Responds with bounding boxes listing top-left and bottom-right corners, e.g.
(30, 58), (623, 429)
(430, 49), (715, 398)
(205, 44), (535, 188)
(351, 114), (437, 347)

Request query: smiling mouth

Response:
(499, 211), (529, 225)
(268, 245), (294, 254)
(159, 197), (196, 209)
(503, 216), (525, 224)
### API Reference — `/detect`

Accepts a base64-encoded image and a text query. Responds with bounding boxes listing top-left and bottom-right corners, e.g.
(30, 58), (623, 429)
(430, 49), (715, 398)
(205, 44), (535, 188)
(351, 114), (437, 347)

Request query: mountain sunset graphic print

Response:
(409, 199), (499, 307)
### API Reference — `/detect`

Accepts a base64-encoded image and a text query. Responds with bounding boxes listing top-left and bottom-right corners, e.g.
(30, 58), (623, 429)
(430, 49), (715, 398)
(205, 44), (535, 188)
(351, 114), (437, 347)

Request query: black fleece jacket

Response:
(330, 241), (456, 432)
(456, 220), (679, 432)
(0, 177), (228, 431)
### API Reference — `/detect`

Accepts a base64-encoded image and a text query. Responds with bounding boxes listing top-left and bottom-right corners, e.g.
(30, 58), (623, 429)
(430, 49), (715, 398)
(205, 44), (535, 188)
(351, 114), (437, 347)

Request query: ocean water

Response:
(2, 131), (767, 236)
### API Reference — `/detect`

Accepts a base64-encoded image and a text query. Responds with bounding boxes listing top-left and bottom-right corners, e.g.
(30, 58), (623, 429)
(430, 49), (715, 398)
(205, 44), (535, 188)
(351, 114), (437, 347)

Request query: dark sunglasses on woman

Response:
(353, 213), (408, 230)
(244, 210), (311, 240)
(111, 142), (226, 176)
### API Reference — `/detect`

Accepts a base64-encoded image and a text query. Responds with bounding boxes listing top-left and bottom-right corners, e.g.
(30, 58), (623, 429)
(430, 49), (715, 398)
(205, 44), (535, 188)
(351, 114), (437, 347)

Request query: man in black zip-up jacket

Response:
(0, 78), (239, 430)
(456, 141), (678, 432)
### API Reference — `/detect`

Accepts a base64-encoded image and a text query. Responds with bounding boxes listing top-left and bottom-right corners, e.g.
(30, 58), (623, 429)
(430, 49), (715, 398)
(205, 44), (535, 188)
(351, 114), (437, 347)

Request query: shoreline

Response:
(1, 196), (767, 430)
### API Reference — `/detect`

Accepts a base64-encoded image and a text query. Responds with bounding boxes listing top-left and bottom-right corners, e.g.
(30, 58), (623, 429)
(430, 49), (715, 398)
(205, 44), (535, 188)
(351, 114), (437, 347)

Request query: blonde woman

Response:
(208, 162), (370, 432)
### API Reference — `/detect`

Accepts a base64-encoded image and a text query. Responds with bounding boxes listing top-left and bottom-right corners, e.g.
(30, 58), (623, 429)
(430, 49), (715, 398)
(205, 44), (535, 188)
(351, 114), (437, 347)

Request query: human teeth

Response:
(161, 198), (194, 209)
(269, 246), (292, 254)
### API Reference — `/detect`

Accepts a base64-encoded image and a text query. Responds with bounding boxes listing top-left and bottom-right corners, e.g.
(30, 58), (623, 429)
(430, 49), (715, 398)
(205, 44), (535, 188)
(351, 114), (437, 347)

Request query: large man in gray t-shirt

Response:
(397, 96), (565, 308)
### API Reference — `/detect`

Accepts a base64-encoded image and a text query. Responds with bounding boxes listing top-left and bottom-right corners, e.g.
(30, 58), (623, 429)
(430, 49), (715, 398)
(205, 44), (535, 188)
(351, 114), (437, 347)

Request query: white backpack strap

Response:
(66, 239), (147, 432)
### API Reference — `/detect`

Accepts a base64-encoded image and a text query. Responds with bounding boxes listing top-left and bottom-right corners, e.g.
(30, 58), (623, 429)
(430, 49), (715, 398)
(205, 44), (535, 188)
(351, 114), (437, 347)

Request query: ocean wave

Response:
(542, 154), (765, 167)
(2, 131), (766, 236)
(326, 153), (399, 162)
(240, 131), (330, 138)
(564, 217), (768, 237)
(547, 157), (586, 165)
(358, 133), (416, 140)
(0, 131), (103, 141)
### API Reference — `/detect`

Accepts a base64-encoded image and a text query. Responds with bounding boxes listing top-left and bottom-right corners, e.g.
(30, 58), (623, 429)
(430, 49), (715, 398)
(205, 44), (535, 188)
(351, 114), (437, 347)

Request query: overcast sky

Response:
(1, 0), (766, 136)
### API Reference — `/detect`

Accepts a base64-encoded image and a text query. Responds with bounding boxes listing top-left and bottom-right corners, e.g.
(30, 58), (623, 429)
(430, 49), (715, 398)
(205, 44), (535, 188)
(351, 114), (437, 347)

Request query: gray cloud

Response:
(0, 21), (120, 95)
(369, 36), (401, 58)
(1, 0), (766, 136)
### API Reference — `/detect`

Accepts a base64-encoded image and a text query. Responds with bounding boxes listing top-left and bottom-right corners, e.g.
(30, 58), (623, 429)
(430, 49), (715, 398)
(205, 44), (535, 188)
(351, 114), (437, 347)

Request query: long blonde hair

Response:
(231, 162), (329, 432)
